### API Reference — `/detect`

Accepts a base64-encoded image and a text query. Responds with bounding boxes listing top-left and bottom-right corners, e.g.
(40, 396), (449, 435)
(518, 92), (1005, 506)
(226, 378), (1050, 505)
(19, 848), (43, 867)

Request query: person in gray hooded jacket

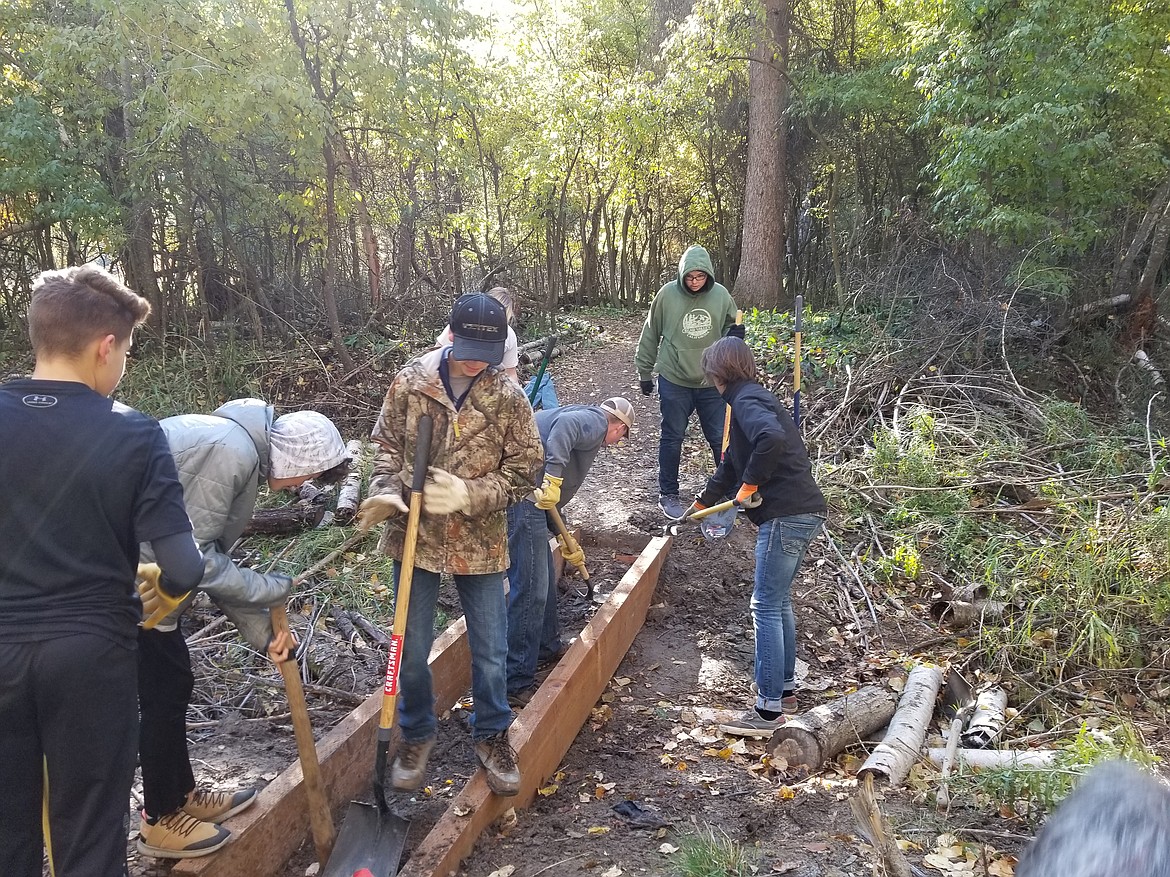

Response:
(135, 398), (350, 860)
(505, 398), (634, 705)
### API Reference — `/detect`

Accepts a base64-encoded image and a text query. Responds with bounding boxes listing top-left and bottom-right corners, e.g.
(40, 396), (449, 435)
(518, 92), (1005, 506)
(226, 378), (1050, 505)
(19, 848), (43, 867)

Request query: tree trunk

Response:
(859, 663), (944, 786)
(735, 0), (788, 309)
(767, 685), (898, 770)
(323, 139), (355, 371)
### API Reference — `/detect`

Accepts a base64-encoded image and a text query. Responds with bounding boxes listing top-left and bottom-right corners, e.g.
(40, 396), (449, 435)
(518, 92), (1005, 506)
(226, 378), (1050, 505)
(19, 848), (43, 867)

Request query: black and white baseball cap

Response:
(449, 293), (507, 365)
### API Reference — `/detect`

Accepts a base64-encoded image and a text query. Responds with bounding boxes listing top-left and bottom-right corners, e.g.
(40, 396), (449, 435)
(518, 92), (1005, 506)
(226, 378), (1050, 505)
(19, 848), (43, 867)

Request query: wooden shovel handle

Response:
(547, 506), (588, 581)
(271, 602), (335, 864)
(378, 414), (433, 731)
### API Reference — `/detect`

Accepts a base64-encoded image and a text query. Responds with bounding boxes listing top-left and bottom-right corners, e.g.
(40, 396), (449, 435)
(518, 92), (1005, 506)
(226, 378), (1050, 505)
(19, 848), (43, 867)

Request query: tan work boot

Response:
(390, 736), (436, 791)
(182, 787), (258, 822)
(137, 810), (231, 859)
(474, 730), (521, 797)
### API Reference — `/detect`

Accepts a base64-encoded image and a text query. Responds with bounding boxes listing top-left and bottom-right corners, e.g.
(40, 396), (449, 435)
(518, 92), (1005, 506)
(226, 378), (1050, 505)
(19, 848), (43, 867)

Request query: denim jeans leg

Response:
(539, 532), (561, 658)
(506, 502), (550, 693)
(393, 562), (440, 742)
(751, 515), (822, 711)
(456, 572), (513, 740)
(694, 385), (728, 466)
(657, 376), (695, 496)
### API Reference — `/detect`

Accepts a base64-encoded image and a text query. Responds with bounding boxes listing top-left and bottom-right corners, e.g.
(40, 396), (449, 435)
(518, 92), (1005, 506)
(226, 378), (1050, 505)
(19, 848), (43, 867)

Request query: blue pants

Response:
(393, 563), (512, 742)
(657, 375), (726, 496)
(505, 501), (559, 693)
(752, 515), (824, 712)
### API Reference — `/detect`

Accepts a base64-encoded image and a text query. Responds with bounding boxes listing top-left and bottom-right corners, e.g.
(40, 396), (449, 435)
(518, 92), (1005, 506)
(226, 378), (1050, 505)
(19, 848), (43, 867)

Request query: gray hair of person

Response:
(1015, 760), (1170, 877)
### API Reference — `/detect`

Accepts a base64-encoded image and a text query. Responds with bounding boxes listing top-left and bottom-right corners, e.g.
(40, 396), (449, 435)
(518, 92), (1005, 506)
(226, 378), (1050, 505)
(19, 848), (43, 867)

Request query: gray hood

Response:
(212, 398), (274, 477)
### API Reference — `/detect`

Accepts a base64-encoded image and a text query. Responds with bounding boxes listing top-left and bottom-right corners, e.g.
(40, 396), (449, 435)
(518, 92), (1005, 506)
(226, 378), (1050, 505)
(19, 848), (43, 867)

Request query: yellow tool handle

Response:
(547, 506), (589, 581)
(378, 414), (433, 731)
(721, 310), (743, 456)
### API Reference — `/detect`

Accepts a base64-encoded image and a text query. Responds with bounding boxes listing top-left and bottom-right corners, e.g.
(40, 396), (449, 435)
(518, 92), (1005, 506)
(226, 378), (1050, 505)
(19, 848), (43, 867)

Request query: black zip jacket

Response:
(697, 380), (826, 525)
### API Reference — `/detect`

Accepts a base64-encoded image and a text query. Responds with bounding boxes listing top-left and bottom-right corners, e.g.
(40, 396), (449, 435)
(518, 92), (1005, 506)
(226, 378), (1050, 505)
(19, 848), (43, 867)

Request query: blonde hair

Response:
(487, 286), (515, 322)
(29, 265), (151, 357)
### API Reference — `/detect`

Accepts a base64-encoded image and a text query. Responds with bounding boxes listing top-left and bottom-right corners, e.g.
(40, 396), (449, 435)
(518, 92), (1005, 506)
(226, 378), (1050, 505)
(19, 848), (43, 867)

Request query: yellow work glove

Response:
(682, 500), (706, 520)
(356, 493), (409, 531)
(137, 563), (191, 631)
(557, 534), (586, 571)
(735, 483), (762, 508)
(534, 474), (563, 510)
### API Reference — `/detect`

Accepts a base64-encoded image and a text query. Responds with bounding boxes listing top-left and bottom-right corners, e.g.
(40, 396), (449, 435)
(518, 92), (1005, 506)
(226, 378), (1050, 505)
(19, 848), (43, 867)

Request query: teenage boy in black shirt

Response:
(0, 265), (203, 877)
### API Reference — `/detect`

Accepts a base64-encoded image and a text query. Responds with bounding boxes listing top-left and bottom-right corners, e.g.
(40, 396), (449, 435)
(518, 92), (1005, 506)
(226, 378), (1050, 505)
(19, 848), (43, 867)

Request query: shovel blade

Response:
(321, 801), (409, 877)
(699, 506), (737, 541)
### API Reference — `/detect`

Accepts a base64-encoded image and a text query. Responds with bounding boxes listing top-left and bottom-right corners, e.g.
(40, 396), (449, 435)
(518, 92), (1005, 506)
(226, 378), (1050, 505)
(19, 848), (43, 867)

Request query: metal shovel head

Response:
(321, 801), (410, 877)
(699, 505), (737, 541)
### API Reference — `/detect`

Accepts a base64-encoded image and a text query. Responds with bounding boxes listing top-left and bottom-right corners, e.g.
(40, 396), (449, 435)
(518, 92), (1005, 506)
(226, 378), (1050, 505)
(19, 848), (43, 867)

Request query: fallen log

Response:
(961, 687), (1008, 748)
(349, 611), (390, 648)
(859, 663), (944, 786)
(333, 439), (365, 524)
(766, 685), (898, 770)
(925, 748), (1057, 770)
(930, 599), (1006, 629)
(519, 343), (570, 365)
(243, 504), (326, 536)
(331, 607), (363, 648)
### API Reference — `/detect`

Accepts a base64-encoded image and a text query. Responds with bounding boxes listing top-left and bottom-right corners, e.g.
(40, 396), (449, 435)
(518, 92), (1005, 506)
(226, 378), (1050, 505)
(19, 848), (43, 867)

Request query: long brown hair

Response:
(701, 337), (757, 386)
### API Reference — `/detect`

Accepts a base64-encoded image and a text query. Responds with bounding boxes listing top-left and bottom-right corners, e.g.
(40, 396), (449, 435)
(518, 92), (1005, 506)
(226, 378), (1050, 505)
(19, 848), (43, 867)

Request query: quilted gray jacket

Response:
(139, 398), (291, 649)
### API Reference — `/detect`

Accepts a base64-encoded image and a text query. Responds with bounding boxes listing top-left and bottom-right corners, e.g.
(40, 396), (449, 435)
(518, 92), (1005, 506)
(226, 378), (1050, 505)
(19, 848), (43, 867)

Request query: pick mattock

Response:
(323, 413), (433, 877)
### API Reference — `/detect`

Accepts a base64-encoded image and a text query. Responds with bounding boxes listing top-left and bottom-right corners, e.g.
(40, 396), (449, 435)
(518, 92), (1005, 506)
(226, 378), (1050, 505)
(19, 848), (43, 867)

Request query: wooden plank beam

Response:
(399, 535), (673, 877)
(172, 617), (471, 877)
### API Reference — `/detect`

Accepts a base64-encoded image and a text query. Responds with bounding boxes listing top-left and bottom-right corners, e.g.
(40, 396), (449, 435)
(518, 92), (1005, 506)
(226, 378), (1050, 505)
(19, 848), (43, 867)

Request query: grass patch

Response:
(674, 826), (758, 877)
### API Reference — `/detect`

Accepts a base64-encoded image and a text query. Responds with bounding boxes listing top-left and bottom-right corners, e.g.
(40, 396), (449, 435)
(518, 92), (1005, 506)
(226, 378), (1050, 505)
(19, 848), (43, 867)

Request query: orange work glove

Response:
(735, 484), (762, 508)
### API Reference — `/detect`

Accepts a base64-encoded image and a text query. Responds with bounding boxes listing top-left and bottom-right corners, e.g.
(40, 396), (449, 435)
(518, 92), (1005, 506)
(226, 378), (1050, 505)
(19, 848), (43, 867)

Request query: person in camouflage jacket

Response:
(359, 293), (543, 798)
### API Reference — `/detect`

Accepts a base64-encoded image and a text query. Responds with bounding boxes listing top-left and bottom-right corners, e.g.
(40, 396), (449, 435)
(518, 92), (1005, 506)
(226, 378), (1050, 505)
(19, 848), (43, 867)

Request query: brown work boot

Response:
(137, 810), (231, 859)
(507, 686), (537, 709)
(182, 786), (257, 822)
(474, 730), (521, 797)
(390, 736), (436, 791)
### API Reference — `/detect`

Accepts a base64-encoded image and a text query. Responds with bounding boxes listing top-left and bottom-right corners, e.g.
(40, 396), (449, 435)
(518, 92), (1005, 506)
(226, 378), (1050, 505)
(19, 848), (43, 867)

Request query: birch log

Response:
(243, 504), (326, 536)
(925, 748), (1057, 770)
(961, 687), (1008, 748)
(767, 685), (898, 770)
(859, 663), (944, 786)
(333, 440), (365, 524)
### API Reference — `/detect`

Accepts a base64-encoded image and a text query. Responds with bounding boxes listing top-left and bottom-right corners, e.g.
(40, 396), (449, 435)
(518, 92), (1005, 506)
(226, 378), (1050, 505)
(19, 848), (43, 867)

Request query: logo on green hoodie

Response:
(681, 309), (713, 339)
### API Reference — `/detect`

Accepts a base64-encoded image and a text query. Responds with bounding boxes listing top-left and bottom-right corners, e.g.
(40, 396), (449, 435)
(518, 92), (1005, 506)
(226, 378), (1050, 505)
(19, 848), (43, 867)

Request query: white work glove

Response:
(423, 467), (471, 515)
(356, 494), (409, 531)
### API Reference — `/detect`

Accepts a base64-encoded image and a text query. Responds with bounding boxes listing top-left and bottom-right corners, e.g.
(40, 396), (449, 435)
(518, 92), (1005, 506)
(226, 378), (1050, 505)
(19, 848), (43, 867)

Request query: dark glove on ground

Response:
(640, 379), (654, 396)
(726, 324), (745, 339)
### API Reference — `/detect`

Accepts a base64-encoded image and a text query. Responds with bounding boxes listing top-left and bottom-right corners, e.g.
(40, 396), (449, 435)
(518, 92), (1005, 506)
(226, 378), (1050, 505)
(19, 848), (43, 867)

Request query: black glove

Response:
(640, 379), (654, 396)
(726, 324), (745, 339)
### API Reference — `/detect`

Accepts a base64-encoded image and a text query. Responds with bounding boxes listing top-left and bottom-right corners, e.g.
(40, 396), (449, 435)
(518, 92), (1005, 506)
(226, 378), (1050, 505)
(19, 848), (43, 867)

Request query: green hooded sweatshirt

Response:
(635, 245), (738, 388)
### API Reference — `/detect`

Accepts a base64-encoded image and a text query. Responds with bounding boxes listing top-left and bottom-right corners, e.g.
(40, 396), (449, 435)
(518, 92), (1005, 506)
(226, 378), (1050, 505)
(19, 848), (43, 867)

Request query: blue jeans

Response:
(752, 514), (824, 712)
(393, 562), (512, 742)
(657, 375), (726, 496)
(506, 501), (558, 693)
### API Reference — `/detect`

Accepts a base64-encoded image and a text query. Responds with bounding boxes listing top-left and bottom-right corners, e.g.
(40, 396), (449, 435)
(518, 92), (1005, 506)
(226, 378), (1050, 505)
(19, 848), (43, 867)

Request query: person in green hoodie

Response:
(635, 245), (742, 518)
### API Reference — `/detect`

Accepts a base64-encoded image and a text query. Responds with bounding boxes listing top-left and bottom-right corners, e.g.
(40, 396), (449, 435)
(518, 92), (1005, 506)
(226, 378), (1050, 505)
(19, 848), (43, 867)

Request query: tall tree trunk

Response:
(736, 0), (788, 309)
(323, 139), (355, 370)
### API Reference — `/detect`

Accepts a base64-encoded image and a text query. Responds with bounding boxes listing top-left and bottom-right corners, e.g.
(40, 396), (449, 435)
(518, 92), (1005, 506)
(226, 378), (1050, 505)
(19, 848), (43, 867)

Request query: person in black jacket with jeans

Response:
(688, 337), (827, 738)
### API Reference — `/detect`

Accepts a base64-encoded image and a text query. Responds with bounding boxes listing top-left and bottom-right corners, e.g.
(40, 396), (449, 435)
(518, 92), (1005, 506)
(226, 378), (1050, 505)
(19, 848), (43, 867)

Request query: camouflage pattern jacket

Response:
(369, 348), (543, 574)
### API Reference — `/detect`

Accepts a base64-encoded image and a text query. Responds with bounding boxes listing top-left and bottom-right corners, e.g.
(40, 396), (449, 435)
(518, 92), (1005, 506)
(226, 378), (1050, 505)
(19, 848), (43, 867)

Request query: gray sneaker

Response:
(658, 494), (685, 519)
(719, 710), (787, 739)
(390, 736), (436, 791)
(474, 730), (521, 796)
